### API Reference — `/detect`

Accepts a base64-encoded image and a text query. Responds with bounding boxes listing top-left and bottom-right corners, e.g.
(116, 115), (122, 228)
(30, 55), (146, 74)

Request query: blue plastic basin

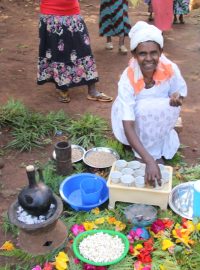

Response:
(59, 173), (109, 211)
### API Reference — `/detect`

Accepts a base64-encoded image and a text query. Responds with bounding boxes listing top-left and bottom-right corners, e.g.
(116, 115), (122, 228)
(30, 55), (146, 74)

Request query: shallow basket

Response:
(73, 229), (130, 266)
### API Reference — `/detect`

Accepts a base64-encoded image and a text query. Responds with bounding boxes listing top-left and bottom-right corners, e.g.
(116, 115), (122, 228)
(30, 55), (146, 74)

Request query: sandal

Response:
(179, 15), (185, 24)
(119, 45), (128, 55)
(58, 91), (71, 103)
(87, 92), (113, 102)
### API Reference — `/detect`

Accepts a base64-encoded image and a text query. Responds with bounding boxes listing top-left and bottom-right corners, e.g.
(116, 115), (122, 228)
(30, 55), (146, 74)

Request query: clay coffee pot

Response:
(18, 165), (53, 216)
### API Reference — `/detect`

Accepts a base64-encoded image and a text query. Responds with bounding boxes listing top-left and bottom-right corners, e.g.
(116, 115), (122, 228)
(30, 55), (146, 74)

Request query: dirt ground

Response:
(0, 0), (200, 253)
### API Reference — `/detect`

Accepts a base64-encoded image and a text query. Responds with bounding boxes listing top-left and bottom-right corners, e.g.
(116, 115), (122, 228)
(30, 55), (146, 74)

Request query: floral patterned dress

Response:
(37, 15), (99, 91)
(173, 0), (190, 15)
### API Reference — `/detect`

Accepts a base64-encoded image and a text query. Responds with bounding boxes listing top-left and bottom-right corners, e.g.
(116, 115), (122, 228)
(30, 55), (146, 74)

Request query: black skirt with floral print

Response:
(37, 14), (99, 91)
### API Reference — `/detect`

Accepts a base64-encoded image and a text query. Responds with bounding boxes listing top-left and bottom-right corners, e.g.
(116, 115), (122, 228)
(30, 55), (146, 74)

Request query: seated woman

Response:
(111, 21), (187, 186)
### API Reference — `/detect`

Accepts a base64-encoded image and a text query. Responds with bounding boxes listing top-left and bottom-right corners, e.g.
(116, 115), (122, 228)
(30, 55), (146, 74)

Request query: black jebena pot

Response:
(18, 165), (53, 216)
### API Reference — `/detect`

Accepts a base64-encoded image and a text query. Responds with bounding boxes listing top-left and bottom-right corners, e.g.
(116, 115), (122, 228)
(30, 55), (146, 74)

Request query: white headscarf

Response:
(129, 21), (164, 51)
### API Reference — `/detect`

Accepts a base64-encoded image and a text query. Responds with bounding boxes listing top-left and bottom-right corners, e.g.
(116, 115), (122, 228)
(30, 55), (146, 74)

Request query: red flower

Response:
(150, 219), (165, 234)
(83, 264), (96, 270)
(144, 239), (154, 252)
(137, 250), (152, 264)
(43, 262), (53, 270)
(162, 219), (174, 229)
(83, 263), (107, 270)
(129, 245), (134, 254)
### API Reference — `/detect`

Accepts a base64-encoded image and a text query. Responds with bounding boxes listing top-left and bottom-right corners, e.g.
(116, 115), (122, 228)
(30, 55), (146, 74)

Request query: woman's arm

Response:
(123, 120), (162, 187)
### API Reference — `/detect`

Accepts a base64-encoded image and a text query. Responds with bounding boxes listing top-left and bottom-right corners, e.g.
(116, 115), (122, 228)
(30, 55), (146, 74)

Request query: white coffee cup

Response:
(115, 160), (127, 171)
(121, 174), (135, 187)
(135, 176), (145, 188)
(161, 170), (170, 184)
(128, 160), (141, 170)
(110, 171), (122, 184)
(121, 167), (134, 175)
(134, 169), (145, 177)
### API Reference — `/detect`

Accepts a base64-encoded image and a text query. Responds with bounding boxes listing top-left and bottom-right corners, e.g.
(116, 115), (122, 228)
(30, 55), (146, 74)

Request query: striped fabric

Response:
(99, 0), (131, 36)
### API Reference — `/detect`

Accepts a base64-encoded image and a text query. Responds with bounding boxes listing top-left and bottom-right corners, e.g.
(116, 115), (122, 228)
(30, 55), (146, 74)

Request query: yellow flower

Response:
(55, 251), (69, 270)
(107, 217), (117, 224)
(196, 223), (200, 231)
(114, 221), (126, 231)
(172, 228), (194, 246)
(91, 208), (100, 215)
(135, 244), (143, 250)
(94, 217), (105, 225)
(160, 265), (167, 270)
(184, 220), (195, 233)
(0, 241), (15, 251)
(162, 239), (174, 251)
(83, 221), (96, 231)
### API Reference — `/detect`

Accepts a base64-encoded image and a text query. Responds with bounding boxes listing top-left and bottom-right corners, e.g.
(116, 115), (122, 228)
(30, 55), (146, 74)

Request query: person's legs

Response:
(57, 90), (71, 103)
(173, 14), (178, 24)
(179, 14), (185, 24)
(106, 36), (113, 50)
(118, 35), (128, 54)
(87, 83), (113, 102)
(148, 2), (153, 21)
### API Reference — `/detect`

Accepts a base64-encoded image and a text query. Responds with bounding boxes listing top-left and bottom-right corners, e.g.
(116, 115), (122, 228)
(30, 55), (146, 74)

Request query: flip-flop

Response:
(87, 92), (113, 102)
(58, 91), (71, 103)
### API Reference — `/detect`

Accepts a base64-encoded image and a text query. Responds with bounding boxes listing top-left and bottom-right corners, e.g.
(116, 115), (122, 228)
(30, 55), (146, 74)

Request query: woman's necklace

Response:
(145, 79), (155, 89)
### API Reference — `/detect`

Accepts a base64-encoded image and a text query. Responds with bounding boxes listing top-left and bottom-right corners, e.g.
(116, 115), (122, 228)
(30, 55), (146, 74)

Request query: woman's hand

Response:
(145, 159), (162, 187)
(170, 92), (184, 107)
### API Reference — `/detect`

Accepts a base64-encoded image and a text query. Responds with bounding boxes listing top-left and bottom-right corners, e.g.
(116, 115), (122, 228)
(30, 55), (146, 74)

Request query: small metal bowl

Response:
(169, 181), (194, 220)
(52, 144), (86, 163)
(83, 147), (120, 169)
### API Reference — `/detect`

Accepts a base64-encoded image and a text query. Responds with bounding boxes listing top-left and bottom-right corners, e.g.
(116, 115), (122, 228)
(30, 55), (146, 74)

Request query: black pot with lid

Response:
(18, 165), (54, 216)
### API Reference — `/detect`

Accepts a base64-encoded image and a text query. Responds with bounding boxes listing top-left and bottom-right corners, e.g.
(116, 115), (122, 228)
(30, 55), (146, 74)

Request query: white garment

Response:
(111, 58), (187, 160)
(129, 21), (164, 51)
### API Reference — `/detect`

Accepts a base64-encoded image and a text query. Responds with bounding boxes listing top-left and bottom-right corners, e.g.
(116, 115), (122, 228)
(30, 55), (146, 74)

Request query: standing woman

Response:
(173, 0), (190, 24)
(37, 0), (113, 103)
(151, 0), (174, 31)
(99, 0), (131, 54)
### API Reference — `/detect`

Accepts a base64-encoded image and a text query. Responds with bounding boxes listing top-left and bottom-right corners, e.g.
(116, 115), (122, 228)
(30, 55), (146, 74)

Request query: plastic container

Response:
(193, 180), (200, 217)
(80, 178), (103, 205)
(107, 163), (173, 210)
(59, 173), (109, 211)
(73, 229), (130, 266)
(110, 171), (122, 184)
(124, 204), (157, 227)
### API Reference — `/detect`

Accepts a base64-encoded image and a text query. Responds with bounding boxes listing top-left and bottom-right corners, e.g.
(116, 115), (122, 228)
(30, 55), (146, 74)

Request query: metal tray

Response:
(83, 147), (120, 169)
(52, 144), (85, 163)
(169, 182), (194, 220)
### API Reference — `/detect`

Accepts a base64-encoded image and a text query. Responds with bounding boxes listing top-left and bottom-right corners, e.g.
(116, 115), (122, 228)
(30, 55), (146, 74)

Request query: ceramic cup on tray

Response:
(110, 171), (122, 184)
(121, 174), (135, 187)
(114, 160), (127, 171)
(135, 176), (145, 188)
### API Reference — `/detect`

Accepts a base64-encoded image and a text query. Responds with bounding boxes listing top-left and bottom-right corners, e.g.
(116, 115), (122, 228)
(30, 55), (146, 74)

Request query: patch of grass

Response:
(165, 151), (186, 167)
(2, 213), (19, 238)
(104, 139), (134, 161)
(0, 99), (71, 151)
(67, 113), (109, 149)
